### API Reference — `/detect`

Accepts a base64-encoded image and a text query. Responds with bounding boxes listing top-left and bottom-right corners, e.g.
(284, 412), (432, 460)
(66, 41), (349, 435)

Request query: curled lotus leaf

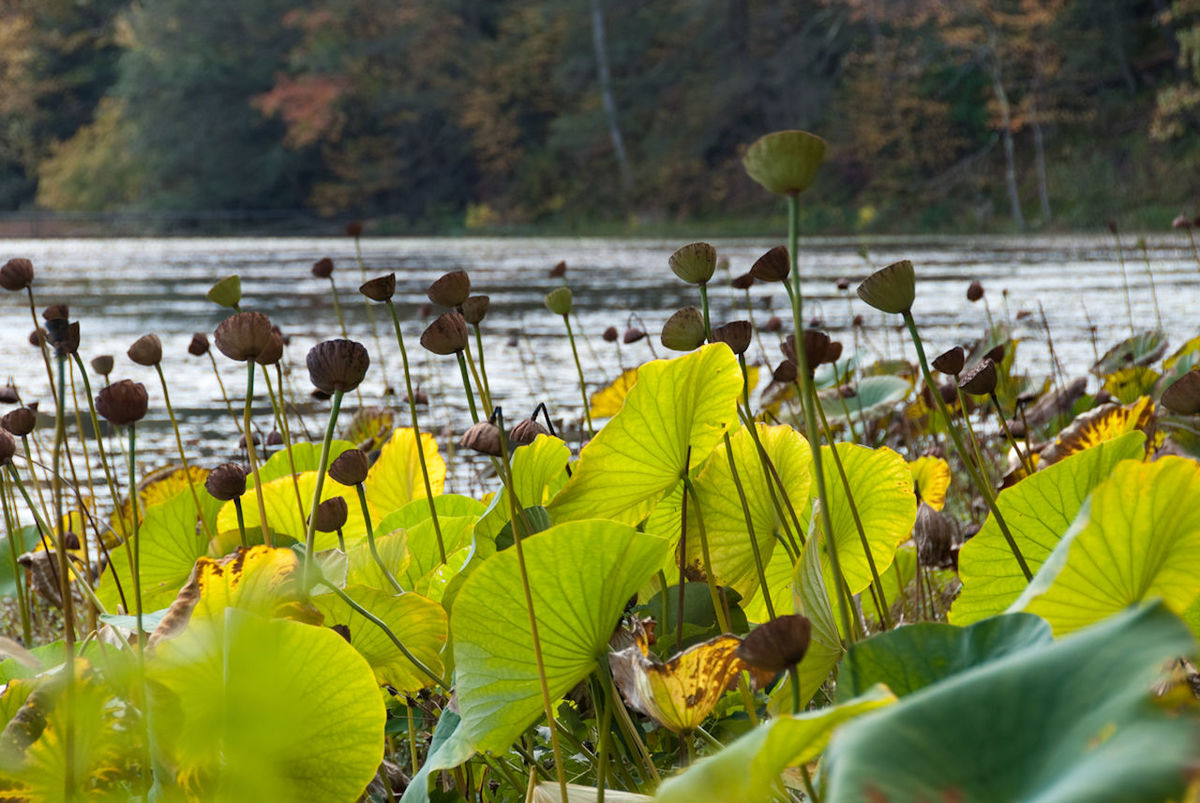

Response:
(909, 456), (951, 511)
(1038, 396), (1154, 467)
(588, 366), (641, 419)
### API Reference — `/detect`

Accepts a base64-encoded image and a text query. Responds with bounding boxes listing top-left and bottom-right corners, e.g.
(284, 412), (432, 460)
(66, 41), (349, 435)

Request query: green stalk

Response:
(562, 314), (595, 437)
(351, 239), (390, 394)
(1138, 239), (1163, 330)
(990, 391), (1034, 475)
(463, 337), (492, 413)
(0, 476), (31, 644)
(242, 362), (272, 546)
(785, 195), (856, 643)
(1110, 230), (1135, 335)
(722, 431), (774, 619)
(954, 385), (991, 487)
(456, 351), (480, 424)
(51, 353), (75, 645)
(472, 323), (493, 411)
(126, 426), (143, 635)
(384, 301), (446, 563)
(302, 389), (344, 593)
(595, 677), (613, 803)
(596, 658), (660, 785)
(154, 364), (213, 540)
(903, 312), (1032, 581)
(355, 483), (402, 593)
(262, 367), (307, 522)
(206, 350), (243, 433)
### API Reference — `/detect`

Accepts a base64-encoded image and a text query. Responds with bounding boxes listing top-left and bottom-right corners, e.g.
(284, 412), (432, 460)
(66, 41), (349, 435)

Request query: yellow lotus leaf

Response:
(1039, 396), (1154, 467)
(909, 456), (951, 511)
(363, 427), (445, 516)
(114, 464), (210, 532)
(217, 470), (362, 549)
(589, 366), (640, 419)
(1102, 367), (1159, 405)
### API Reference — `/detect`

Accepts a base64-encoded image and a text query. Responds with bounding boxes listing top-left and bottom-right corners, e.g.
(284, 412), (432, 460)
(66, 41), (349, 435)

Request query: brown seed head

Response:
(254, 328), (284, 366)
(0, 430), (14, 465)
(28, 328), (45, 348)
(359, 273), (395, 302)
(959, 358), (998, 396)
(188, 333), (210, 356)
(461, 295), (490, 325)
(623, 328), (646, 344)
(428, 270), (471, 307)
(306, 339), (370, 393)
(966, 280), (984, 302)
(95, 380), (148, 426)
(420, 311), (469, 355)
(764, 315), (783, 333)
(772, 361), (798, 383)
(933, 346), (965, 376)
(984, 343), (1005, 365)
(1161, 370), (1200, 415)
(509, 417), (549, 446)
(0, 386), (17, 404)
(460, 421), (502, 456)
(836, 277), (851, 291)
(205, 462), (247, 501)
(602, 325), (619, 343)
(731, 273), (755, 290)
(45, 319), (79, 356)
(329, 448), (370, 486)
(266, 430), (284, 446)
(660, 307), (706, 352)
(214, 311), (274, 362)
(345, 220), (364, 238)
(43, 304), (68, 321)
(312, 497), (348, 533)
(0, 258), (34, 292)
(2, 407), (36, 437)
(128, 334), (163, 367)
(827, 341), (844, 363)
(711, 321), (752, 356)
(750, 246), (790, 283)
(1175, 214), (1193, 230)
(91, 355), (114, 376)
(312, 257), (334, 279)
(549, 260), (567, 278)
(737, 614), (812, 673)
(668, 242), (717, 285)
(857, 260), (916, 315)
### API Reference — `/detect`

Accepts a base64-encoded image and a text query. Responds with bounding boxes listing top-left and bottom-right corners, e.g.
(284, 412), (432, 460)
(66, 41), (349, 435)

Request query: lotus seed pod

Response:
(188, 333), (210, 356)
(207, 274), (242, 308)
(852, 314), (864, 327)
(984, 344), (1005, 365)
(0, 258), (34, 292)
(623, 327), (645, 344)
(47, 320), (79, 356)
(711, 321), (752, 356)
(827, 340), (844, 363)
(128, 334), (163, 367)
(329, 448), (370, 486)
(966, 280), (984, 302)
(1161, 370), (1200, 415)
(549, 260), (567, 278)
(265, 430), (283, 447)
(2, 407), (36, 437)
(311, 257), (334, 278)
(95, 379), (148, 426)
(359, 273), (396, 302)
(345, 220), (364, 237)
(731, 273), (755, 290)
(509, 417), (549, 447)
(764, 315), (783, 333)
(959, 358), (998, 396)
(602, 326), (619, 342)
(0, 387), (16, 404)
(545, 286), (573, 316)
(238, 432), (262, 448)
(1172, 214), (1192, 230)
(0, 430), (14, 465)
(801, 330), (832, 371)
(254, 328), (285, 366)
(668, 242), (717, 285)
(742, 130), (827, 196)
(914, 501), (958, 569)
(420, 311), (469, 355)
(91, 355), (114, 376)
(856, 259), (916, 315)
(836, 277), (851, 291)
(933, 346), (965, 376)
(43, 304), (68, 321)
(773, 361), (798, 383)
(428, 270), (471, 308)
(460, 421), (502, 456)
(214, 311), (274, 362)
(205, 462), (247, 501)
(737, 614), (812, 673)
(750, 246), (790, 283)
(28, 328), (44, 348)
(312, 497), (348, 533)
(306, 339), (370, 393)
(461, 295), (490, 325)
(660, 307), (706, 352)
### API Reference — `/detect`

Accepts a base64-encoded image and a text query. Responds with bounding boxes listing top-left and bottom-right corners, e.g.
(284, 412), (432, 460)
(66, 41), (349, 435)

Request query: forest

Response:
(2, 0), (1200, 233)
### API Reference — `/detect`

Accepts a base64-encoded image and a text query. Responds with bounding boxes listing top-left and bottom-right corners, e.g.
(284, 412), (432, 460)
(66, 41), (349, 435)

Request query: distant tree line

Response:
(1, 0), (1199, 232)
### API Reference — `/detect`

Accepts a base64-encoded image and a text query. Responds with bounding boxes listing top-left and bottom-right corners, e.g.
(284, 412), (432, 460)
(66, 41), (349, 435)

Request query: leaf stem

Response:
(302, 388), (344, 593)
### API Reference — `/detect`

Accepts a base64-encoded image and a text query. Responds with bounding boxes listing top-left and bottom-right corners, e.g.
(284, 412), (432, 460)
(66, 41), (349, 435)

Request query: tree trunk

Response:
(1031, 96), (1051, 223)
(991, 70), (1025, 228)
(590, 0), (633, 198)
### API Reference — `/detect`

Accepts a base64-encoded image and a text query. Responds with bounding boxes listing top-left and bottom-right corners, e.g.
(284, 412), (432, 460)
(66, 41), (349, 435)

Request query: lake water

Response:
(1, 234), (1196, 493)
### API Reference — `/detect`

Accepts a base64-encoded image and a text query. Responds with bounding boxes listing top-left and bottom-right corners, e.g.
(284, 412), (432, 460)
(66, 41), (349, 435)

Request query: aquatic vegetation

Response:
(0, 134), (1199, 803)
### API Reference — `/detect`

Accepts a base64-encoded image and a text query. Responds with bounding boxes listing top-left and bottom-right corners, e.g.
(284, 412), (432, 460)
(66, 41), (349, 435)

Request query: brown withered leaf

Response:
(1038, 396), (1155, 468)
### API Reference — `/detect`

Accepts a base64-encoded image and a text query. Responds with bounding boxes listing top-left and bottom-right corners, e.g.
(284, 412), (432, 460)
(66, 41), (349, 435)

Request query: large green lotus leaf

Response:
(346, 531), (411, 590)
(801, 443), (914, 594)
(548, 344), (743, 525)
(313, 585), (446, 692)
(951, 431), (1146, 625)
(253, 440), (356, 486)
(363, 427), (445, 517)
(655, 686), (895, 803)
(450, 521), (671, 754)
(741, 540), (798, 623)
(477, 434), (571, 542)
(818, 375), (910, 423)
(217, 470), (363, 550)
(836, 613), (1051, 702)
(148, 609), (384, 802)
(674, 424), (811, 601)
(98, 487), (208, 613)
(822, 603), (1198, 803)
(1013, 457), (1200, 635)
(376, 496), (483, 599)
(375, 494), (486, 534)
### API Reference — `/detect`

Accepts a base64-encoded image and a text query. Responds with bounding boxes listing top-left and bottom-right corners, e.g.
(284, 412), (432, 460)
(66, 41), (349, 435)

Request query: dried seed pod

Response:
(737, 614), (812, 673)
(959, 358), (998, 396)
(914, 501), (958, 569)
(428, 270), (471, 307)
(266, 430), (284, 446)
(214, 311), (274, 362)
(128, 334), (163, 367)
(420, 311), (469, 355)
(461, 295), (490, 325)
(623, 327), (645, 344)
(801, 329), (832, 370)
(827, 341), (844, 363)
(742, 130), (827, 196)
(460, 421), (502, 456)
(549, 260), (567, 278)
(0, 429), (14, 465)
(306, 339), (370, 393)
(405, 387), (428, 406)
(238, 432), (262, 448)
(710, 321), (752, 356)
(764, 315), (783, 333)
(254, 328), (284, 366)
(205, 462), (247, 501)
(45, 320), (79, 356)
(966, 280), (984, 302)
(0, 258), (34, 291)
(359, 273), (396, 302)
(188, 333), (210, 356)
(2, 407), (36, 437)
(345, 220), (364, 237)
(852, 314), (864, 328)
(730, 273), (755, 290)
(63, 532), (80, 550)
(836, 277), (851, 291)
(90, 355), (114, 377)
(43, 303), (68, 321)
(772, 360), (798, 383)
(857, 260), (916, 315)
(95, 380), (148, 426)
(545, 287), (573, 316)
(933, 346), (965, 376)
(509, 417), (548, 446)
(329, 448), (370, 486)
(28, 328), (45, 348)
(311, 257), (334, 278)
(312, 497), (348, 532)
(984, 343), (1005, 365)
(206, 274), (242, 308)
(602, 326), (619, 343)
(660, 307), (706, 352)
(668, 242), (717, 285)
(749, 246), (790, 283)
(0, 386), (17, 404)
(1161, 370), (1200, 415)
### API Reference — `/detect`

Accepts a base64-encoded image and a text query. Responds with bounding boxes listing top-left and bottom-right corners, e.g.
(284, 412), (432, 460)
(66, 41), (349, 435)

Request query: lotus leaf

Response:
(818, 375), (910, 423)
(363, 427), (445, 516)
(1092, 329), (1168, 375)
(909, 456), (950, 511)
